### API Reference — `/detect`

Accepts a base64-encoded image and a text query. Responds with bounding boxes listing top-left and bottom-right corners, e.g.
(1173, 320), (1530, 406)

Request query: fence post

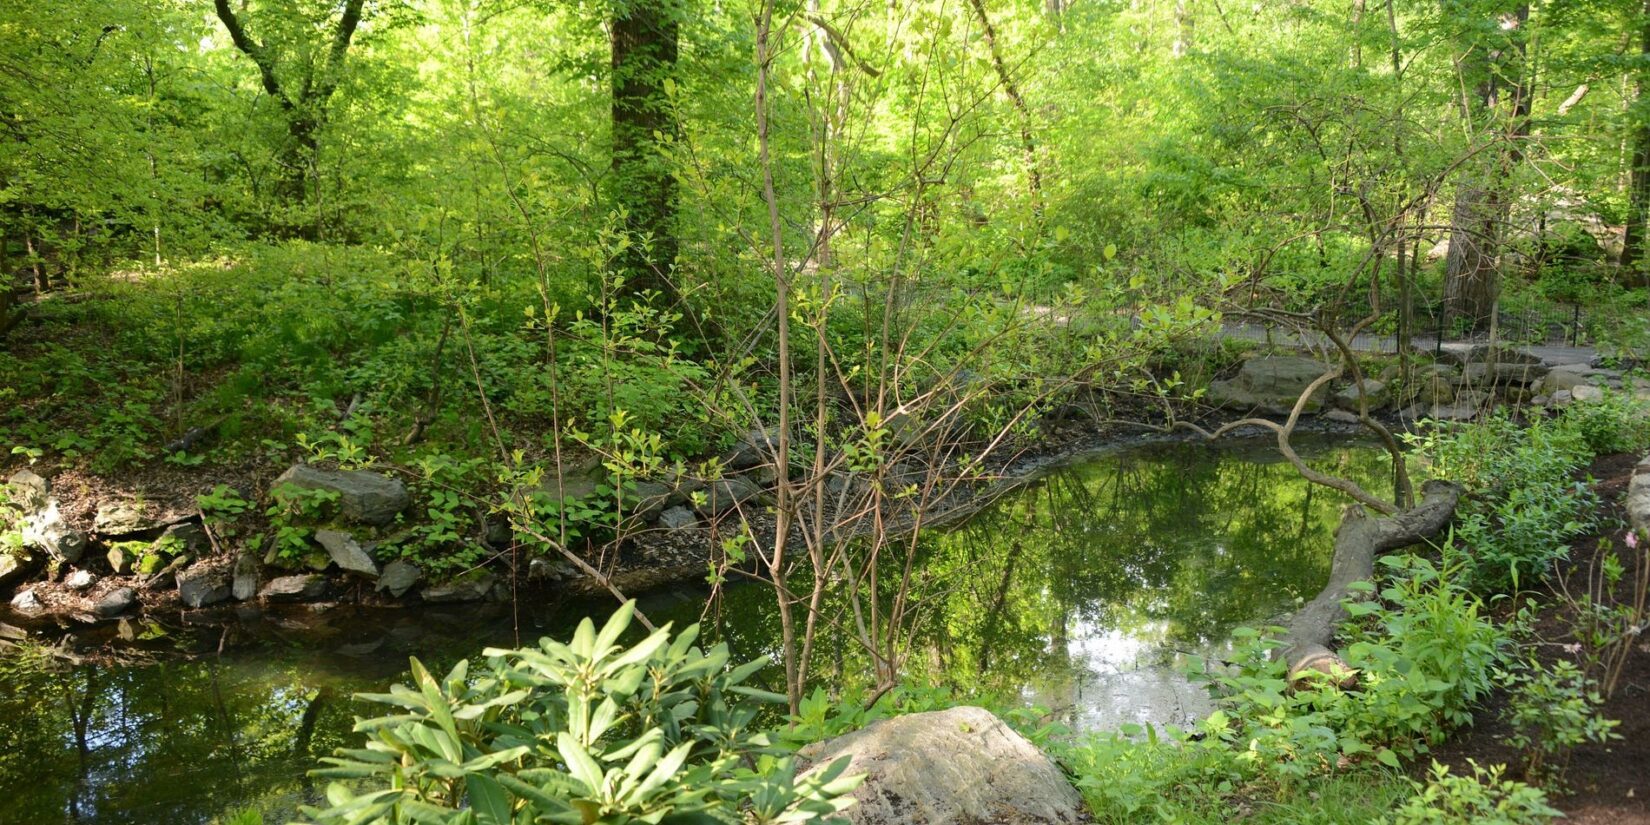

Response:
(1570, 303), (1580, 348)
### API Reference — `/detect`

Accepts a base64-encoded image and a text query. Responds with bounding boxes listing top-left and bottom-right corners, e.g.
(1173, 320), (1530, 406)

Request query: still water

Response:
(0, 436), (1390, 824)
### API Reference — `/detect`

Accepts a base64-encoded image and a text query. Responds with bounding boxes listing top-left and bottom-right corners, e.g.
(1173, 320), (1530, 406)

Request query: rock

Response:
(1572, 384), (1606, 403)
(105, 544), (135, 575)
(624, 480), (671, 524)
(1462, 361), (1548, 386)
(314, 529), (379, 577)
(232, 552), (260, 601)
(481, 513), (513, 547)
(1206, 356), (1332, 415)
(658, 505), (698, 530)
(64, 569), (97, 591)
(799, 706), (1084, 825)
(0, 551), (41, 589)
(1428, 343), (1543, 367)
(93, 587), (136, 618)
(1628, 460), (1650, 535)
(93, 500), (169, 536)
(156, 522), (209, 555)
(6, 470), (49, 510)
(1552, 389), (1575, 406)
(376, 560), (422, 598)
(1531, 395), (1550, 407)
(175, 564), (231, 608)
(21, 501), (87, 563)
(259, 574), (330, 602)
(533, 461), (606, 504)
(694, 476), (762, 517)
(1325, 409), (1361, 424)
(272, 464), (410, 526)
(1333, 379), (1389, 411)
(1541, 370), (1591, 395)
(9, 589), (42, 613)
(528, 557), (573, 581)
(725, 426), (782, 470)
(419, 572), (496, 604)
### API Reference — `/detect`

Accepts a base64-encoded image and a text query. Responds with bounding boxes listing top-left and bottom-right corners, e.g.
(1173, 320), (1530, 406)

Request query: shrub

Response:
(298, 603), (861, 825)
(1559, 392), (1650, 456)
(1385, 761), (1560, 825)
(1498, 658), (1619, 789)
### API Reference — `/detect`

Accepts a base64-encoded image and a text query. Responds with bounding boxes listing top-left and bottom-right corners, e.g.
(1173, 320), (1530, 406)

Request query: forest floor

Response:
(1431, 451), (1650, 824)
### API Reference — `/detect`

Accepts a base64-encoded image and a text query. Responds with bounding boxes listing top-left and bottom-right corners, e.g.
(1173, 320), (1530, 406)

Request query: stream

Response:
(0, 435), (1391, 824)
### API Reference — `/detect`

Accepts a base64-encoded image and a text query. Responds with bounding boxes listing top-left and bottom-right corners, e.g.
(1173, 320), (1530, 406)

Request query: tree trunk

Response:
(1622, 0), (1650, 285)
(1444, 183), (1501, 327)
(1282, 480), (1463, 680)
(611, 0), (680, 303)
(1443, 1), (1529, 330)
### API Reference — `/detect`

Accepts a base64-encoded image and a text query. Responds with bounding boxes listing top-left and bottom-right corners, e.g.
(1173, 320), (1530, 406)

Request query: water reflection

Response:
(0, 437), (1389, 823)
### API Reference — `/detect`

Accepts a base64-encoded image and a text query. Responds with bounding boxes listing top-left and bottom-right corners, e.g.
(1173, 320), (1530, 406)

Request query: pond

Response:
(0, 436), (1392, 824)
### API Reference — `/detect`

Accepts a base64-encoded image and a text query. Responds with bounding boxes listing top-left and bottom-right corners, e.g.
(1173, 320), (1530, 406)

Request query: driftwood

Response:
(1280, 478), (1463, 681)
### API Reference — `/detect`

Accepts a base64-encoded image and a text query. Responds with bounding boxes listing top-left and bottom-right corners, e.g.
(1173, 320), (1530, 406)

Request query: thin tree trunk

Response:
(967, 0), (1044, 222)
(755, 0), (799, 713)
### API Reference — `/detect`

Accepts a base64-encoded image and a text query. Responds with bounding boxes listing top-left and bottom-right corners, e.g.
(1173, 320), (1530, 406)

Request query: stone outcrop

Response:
(1206, 356), (1332, 416)
(272, 465), (409, 526)
(800, 706), (1085, 825)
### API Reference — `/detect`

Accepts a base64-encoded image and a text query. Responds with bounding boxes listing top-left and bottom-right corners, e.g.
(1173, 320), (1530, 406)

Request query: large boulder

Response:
(693, 477), (762, 517)
(800, 706), (1085, 825)
(272, 465), (409, 526)
(1540, 369), (1591, 395)
(1333, 378), (1390, 411)
(1462, 361), (1548, 386)
(1206, 356), (1332, 416)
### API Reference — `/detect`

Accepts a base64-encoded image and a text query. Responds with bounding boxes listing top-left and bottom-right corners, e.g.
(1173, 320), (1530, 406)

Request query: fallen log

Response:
(1280, 479), (1464, 682)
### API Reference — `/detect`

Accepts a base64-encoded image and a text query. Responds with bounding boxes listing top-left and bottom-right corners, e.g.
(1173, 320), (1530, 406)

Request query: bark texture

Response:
(611, 0), (680, 302)
(1281, 479), (1463, 680)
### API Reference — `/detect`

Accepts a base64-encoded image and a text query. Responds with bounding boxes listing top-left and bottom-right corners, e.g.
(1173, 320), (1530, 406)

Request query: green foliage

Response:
(298, 603), (861, 824)
(1385, 761), (1560, 825)
(1060, 553), (1507, 823)
(1558, 392), (1650, 457)
(1498, 658), (1620, 789)
(1409, 413), (1601, 592)
(266, 483), (342, 564)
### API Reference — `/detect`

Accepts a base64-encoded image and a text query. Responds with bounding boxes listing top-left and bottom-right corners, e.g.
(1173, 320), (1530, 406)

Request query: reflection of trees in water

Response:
(0, 652), (355, 825)
(916, 440), (1392, 693)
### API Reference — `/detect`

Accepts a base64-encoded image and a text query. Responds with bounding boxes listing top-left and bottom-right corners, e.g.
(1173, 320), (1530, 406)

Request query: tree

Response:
(211, 0), (366, 228)
(610, 0), (680, 303)
(1621, 0), (1650, 285)
(1443, 0), (1532, 328)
